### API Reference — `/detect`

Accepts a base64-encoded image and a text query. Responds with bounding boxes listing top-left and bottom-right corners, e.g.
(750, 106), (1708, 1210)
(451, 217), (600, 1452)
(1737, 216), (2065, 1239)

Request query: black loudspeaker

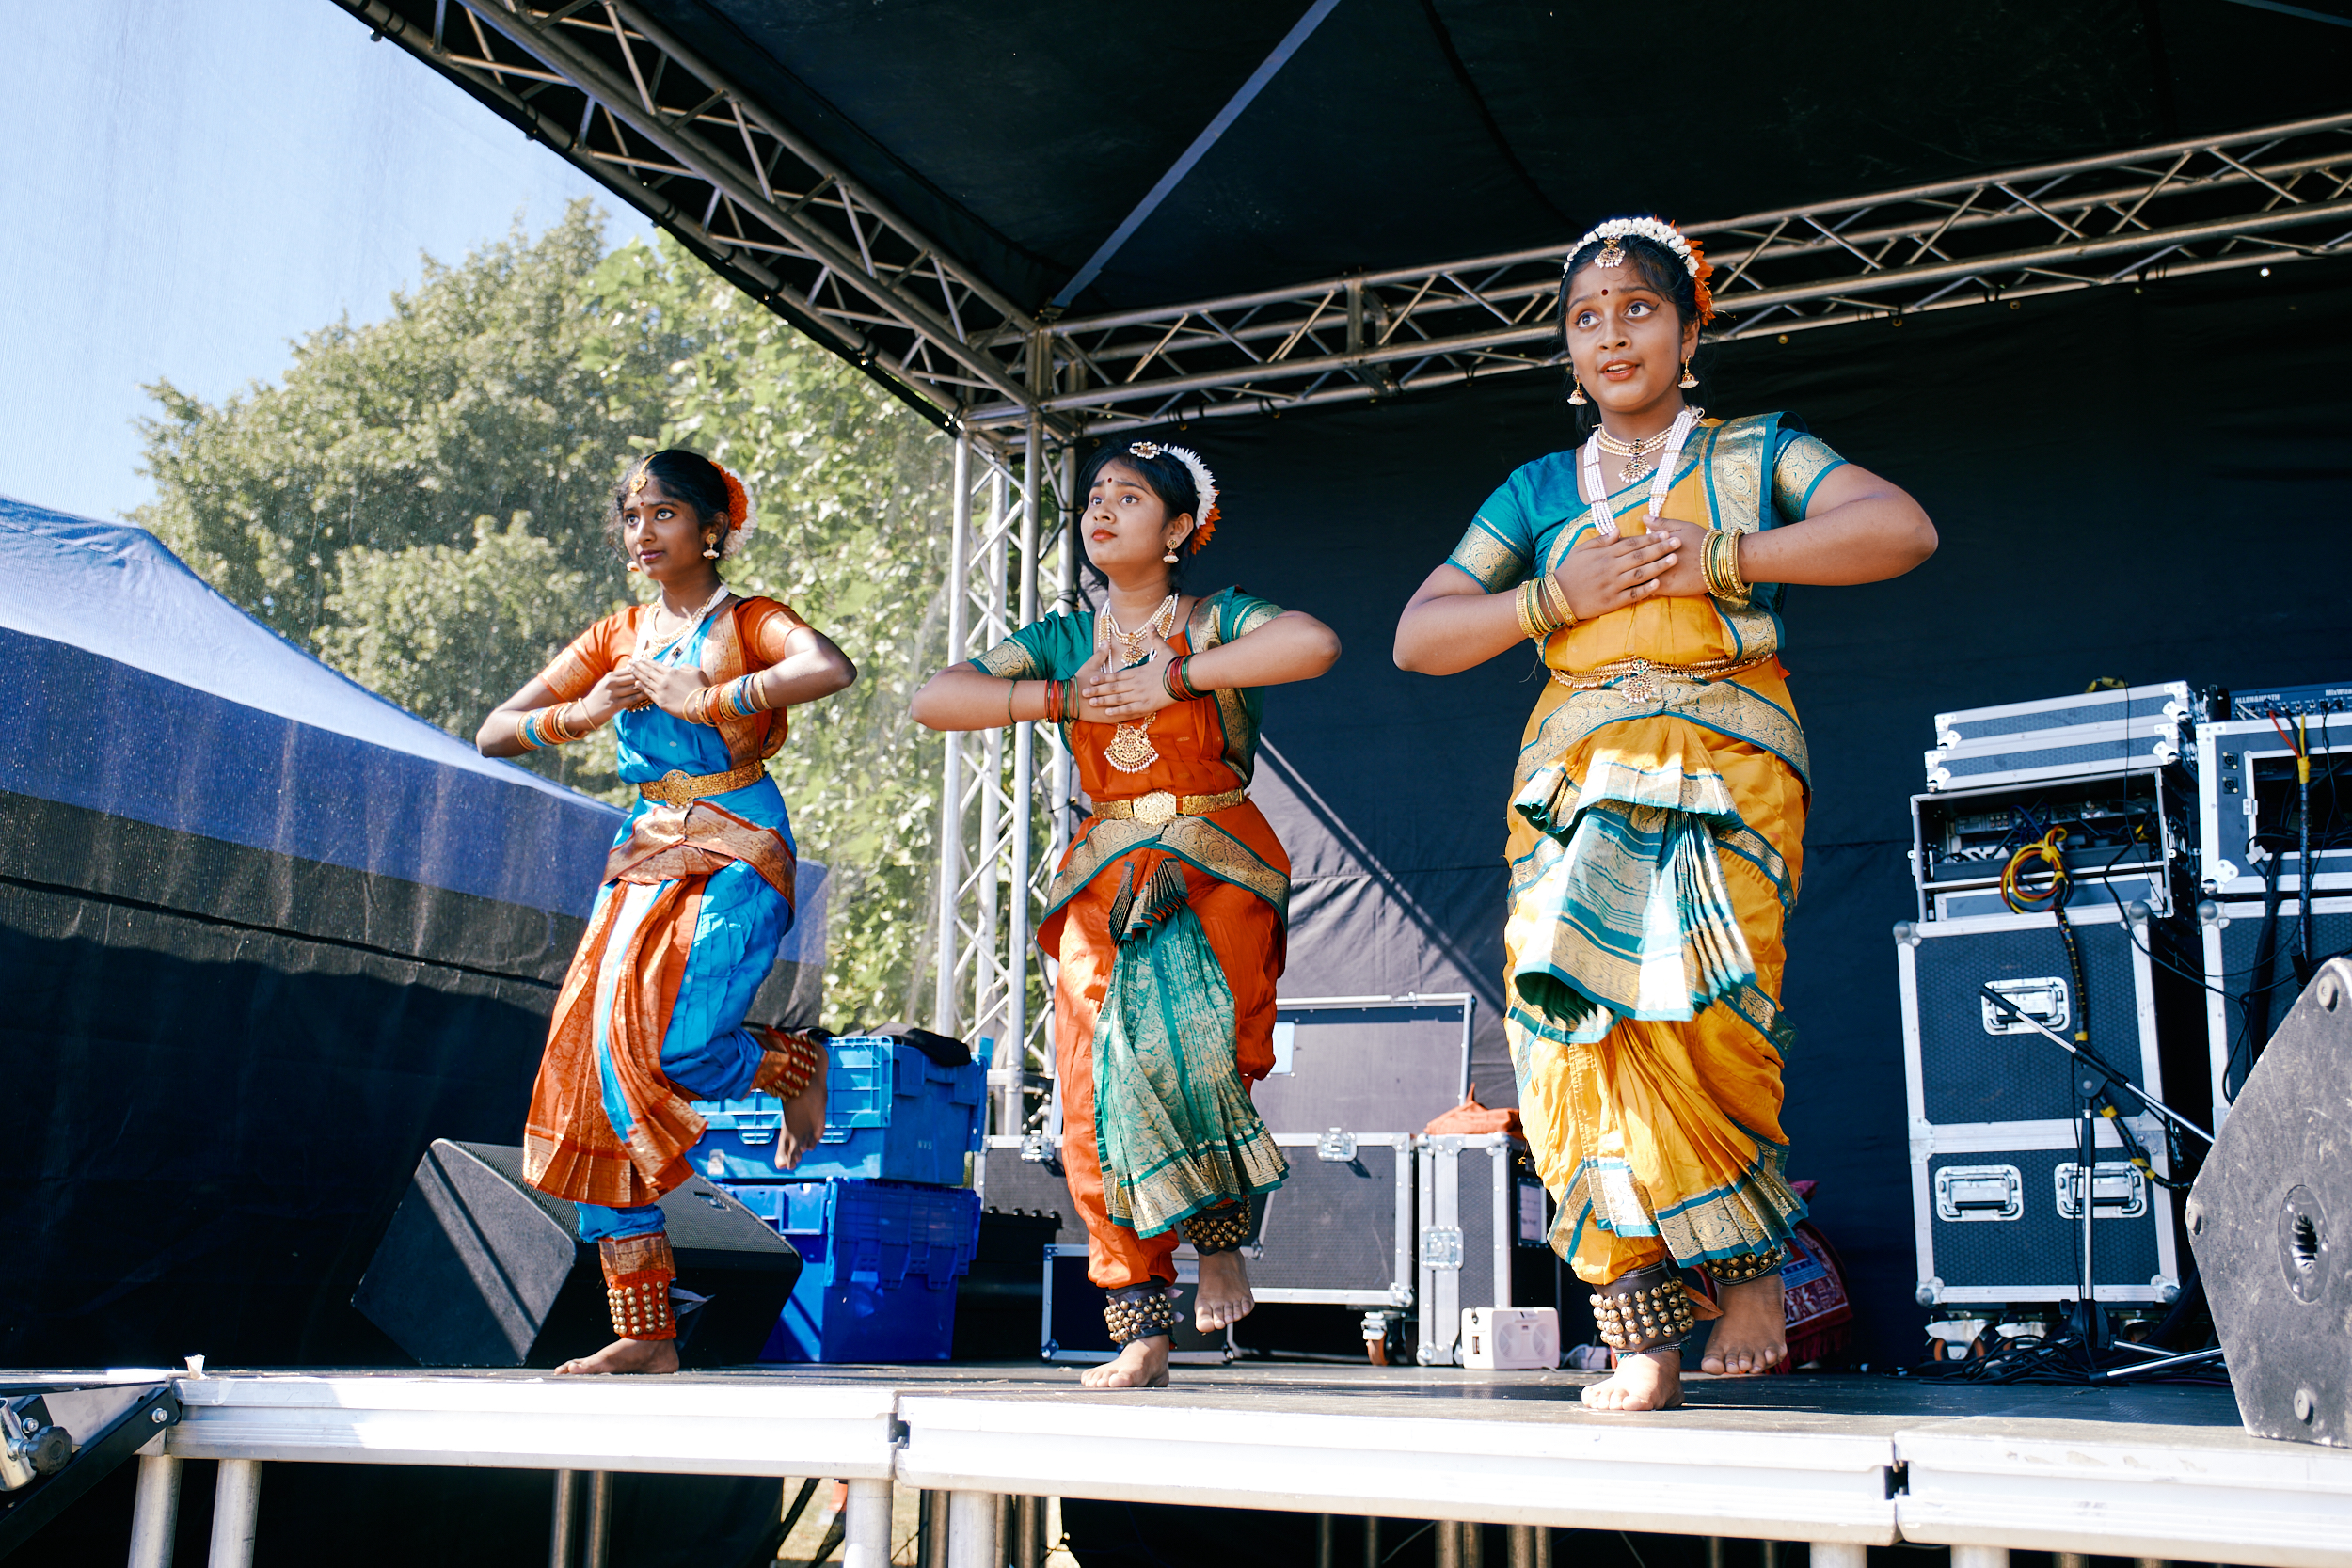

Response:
(355, 1140), (801, 1369)
(2187, 956), (2352, 1447)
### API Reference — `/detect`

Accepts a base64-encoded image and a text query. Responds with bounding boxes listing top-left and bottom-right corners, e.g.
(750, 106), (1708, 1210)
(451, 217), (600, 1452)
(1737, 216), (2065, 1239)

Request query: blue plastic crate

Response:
(726, 1178), (981, 1363)
(693, 1036), (986, 1186)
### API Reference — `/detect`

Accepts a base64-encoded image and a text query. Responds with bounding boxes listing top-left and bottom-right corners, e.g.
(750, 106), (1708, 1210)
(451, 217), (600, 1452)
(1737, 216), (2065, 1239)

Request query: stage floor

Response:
(24, 1361), (2332, 1567)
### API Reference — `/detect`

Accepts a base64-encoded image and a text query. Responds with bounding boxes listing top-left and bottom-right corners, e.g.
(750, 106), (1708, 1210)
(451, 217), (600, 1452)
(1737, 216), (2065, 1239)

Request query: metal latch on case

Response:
(1317, 1129), (1357, 1162)
(1420, 1227), (1464, 1270)
(1980, 977), (2069, 1036)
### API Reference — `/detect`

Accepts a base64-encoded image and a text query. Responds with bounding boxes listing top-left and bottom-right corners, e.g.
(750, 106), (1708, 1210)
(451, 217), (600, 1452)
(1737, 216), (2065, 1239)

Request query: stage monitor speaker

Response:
(2187, 956), (2352, 1447)
(354, 1140), (801, 1369)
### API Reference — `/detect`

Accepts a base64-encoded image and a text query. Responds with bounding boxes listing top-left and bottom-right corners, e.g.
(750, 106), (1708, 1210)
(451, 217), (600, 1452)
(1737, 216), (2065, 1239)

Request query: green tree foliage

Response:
(133, 204), (952, 1027)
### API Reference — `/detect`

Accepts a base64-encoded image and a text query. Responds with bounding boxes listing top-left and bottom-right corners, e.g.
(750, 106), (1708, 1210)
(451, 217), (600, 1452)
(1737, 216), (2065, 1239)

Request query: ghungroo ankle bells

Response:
(1103, 1285), (1184, 1346)
(1179, 1203), (1252, 1255)
(749, 1026), (827, 1100)
(1589, 1262), (1697, 1354)
(600, 1233), (678, 1341)
(1702, 1245), (1785, 1285)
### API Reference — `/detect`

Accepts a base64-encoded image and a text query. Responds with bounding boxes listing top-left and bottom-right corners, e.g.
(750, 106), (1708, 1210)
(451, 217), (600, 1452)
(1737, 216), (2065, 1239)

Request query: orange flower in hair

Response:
(712, 462), (757, 558)
(1190, 503), (1220, 553)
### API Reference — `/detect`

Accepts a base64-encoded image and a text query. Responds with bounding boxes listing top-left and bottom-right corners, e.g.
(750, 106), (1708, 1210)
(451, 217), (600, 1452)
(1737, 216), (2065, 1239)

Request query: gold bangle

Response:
(539, 702), (585, 747)
(1516, 576), (1572, 641)
(1537, 573), (1577, 630)
(1707, 530), (1751, 604)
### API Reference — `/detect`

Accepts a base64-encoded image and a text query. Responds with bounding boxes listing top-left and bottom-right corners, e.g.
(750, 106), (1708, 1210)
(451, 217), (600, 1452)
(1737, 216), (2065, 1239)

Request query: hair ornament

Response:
(1566, 216), (1717, 322)
(628, 459), (652, 496)
(712, 461), (757, 559)
(1128, 440), (1220, 554)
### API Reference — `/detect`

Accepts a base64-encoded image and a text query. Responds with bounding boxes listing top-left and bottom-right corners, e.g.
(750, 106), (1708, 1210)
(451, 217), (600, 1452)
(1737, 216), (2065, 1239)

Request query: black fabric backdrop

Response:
(1099, 261), (2352, 1365)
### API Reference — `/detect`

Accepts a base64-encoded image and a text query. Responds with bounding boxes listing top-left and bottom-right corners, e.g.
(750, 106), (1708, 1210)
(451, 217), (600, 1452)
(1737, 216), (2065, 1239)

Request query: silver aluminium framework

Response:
(342, 0), (2352, 1129)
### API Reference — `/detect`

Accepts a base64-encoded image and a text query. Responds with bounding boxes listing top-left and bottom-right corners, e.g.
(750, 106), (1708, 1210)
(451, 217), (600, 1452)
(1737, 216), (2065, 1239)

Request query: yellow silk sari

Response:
(1450, 413), (1844, 1286)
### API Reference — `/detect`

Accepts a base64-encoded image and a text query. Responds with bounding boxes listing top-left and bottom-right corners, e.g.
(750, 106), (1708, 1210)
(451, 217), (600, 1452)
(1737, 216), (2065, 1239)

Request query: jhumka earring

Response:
(1678, 359), (1699, 390)
(701, 536), (721, 560)
(1162, 541), (1181, 563)
(1567, 374), (1589, 405)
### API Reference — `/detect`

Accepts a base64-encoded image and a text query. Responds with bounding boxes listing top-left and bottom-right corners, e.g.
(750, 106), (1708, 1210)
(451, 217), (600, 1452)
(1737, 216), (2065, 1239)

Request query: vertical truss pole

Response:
(972, 467), (1009, 1056)
(999, 408), (1043, 1134)
(932, 431), (971, 1037)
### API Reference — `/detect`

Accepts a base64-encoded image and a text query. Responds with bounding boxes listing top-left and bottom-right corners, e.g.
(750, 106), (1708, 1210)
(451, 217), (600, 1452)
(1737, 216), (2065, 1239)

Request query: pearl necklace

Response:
(1579, 406), (1703, 539)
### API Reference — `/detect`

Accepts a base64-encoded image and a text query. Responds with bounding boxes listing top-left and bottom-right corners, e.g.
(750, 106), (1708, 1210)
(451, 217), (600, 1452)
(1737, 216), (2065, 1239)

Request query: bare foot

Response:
(1080, 1335), (1169, 1388)
(1698, 1272), (1787, 1375)
(1195, 1251), (1255, 1335)
(555, 1337), (680, 1375)
(1580, 1348), (1683, 1411)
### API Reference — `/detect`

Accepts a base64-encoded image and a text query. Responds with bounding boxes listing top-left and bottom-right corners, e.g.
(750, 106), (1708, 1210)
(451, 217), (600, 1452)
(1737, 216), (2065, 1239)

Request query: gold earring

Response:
(1567, 374), (1589, 405)
(702, 538), (720, 560)
(1162, 543), (1181, 563)
(1678, 358), (1698, 389)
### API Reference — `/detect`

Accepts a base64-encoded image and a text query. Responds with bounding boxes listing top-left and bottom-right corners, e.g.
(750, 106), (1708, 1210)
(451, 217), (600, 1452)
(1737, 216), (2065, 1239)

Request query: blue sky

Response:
(0, 0), (653, 522)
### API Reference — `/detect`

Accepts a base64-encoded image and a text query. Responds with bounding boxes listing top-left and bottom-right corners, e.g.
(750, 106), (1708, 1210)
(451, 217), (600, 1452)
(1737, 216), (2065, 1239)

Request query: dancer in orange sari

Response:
(913, 442), (1339, 1387)
(479, 449), (855, 1374)
(1395, 217), (1936, 1410)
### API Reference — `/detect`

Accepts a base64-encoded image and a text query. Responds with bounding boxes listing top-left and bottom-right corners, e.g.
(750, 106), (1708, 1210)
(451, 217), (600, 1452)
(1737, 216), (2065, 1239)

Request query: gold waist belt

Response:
(1091, 786), (1247, 826)
(638, 759), (767, 806)
(1549, 653), (1777, 697)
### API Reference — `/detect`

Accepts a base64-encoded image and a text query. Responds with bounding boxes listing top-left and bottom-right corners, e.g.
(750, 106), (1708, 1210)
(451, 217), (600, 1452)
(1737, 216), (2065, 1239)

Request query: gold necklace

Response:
(1593, 425), (1677, 484)
(636, 583), (731, 658)
(1096, 594), (1181, 774)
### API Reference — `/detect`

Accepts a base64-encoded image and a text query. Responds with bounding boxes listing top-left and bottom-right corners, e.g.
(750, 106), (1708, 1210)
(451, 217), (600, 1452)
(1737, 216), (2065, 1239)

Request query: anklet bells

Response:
(1104, 1284), (1184, 1346)
(1179, 1203), (1252, 1256)
(599, 1232), (678, 1342)
(1702, 1245), (1784, 1285)
(1589, 1261), (1697, 1354)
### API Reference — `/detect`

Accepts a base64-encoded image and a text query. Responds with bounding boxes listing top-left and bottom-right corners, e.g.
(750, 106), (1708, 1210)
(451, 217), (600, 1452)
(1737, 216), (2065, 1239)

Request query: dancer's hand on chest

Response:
(584, 664), (651, 721)
(621, 656), (711, 717)
(1080, 635), (1178, 723)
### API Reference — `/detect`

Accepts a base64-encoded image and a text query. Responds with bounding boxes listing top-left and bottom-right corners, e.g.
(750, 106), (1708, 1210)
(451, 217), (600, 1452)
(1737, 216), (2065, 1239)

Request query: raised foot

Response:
(1081, 1335), (1169, 1388)
(1581, 1349), (1683, 1411)
(1195, 1250), (1256, 1335)
(555, 1336), (680, 1375)
(1699, 1272), (1787, 1376)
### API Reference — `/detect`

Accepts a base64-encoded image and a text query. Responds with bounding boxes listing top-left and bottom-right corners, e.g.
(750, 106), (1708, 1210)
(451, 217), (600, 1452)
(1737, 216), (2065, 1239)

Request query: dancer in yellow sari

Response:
(1395, 216), (1936, 1410)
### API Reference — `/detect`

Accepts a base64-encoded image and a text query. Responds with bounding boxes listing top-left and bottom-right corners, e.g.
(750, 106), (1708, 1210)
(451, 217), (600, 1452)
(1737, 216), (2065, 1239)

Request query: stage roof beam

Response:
(961, 110), (2352, 431)
(342, 0), (1041, 434)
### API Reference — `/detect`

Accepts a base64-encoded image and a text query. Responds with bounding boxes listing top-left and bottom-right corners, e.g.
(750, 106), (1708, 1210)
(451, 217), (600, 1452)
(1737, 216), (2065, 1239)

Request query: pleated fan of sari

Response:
(1506, 720), (1760, 1042)
(1092, 857), (1289, 1236)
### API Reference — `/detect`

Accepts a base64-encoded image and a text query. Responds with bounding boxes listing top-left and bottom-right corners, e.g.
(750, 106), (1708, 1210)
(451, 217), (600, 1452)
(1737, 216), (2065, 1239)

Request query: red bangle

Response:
(1163, 656), (1198, 703)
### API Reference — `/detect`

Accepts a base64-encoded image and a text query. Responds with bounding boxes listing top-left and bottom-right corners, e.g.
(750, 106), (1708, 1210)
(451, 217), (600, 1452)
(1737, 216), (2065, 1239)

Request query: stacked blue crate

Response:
(692, 1035), (988, 1361)
(729, 1179), (980, 1362)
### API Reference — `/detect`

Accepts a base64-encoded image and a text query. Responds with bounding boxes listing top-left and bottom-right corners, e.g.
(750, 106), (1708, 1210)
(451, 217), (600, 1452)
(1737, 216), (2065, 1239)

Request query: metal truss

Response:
(965, 109), (2352, 432)
(342, 0), (1041, 427)
(931, 430), (1083, 1136)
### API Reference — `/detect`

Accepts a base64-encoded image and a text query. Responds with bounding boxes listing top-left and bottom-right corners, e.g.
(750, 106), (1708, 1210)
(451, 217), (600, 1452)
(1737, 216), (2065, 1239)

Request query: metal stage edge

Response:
(22, 1364), (2350, 1568)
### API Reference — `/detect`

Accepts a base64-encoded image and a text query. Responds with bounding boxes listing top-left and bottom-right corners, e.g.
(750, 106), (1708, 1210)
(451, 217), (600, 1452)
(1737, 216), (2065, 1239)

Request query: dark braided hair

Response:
(1556, 228), (1708, 434)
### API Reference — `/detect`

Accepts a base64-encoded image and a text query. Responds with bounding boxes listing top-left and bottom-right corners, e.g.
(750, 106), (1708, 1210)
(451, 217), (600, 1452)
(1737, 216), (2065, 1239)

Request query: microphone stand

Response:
(1977, 987), (2222, 1376)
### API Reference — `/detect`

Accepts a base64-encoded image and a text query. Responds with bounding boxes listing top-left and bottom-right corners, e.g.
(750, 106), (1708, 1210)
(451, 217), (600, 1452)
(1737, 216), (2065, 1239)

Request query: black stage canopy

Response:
(359, 0), (2352, 323)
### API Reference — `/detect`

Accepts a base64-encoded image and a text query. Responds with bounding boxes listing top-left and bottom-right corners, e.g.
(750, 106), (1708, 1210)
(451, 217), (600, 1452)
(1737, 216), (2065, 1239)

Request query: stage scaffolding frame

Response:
(334, 0), (2352, 1134)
